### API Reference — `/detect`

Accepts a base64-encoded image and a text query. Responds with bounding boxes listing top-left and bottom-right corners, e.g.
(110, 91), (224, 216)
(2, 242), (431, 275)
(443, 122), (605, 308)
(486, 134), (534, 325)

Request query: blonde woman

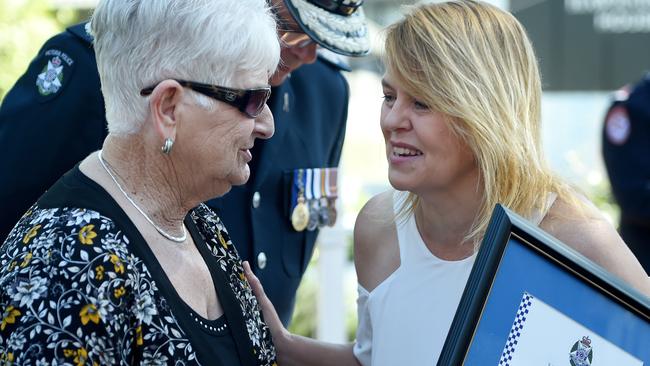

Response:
(244, 1), (650, 365)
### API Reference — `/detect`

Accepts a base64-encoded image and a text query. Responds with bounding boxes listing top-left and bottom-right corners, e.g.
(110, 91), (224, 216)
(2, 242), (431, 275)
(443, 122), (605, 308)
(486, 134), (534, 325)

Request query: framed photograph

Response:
(438, 204), (650, 366)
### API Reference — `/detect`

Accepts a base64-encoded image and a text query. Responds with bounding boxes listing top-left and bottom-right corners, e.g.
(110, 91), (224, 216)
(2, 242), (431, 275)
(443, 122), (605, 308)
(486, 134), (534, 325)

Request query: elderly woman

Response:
(0, 0), (279, 365)
(244, 1), (650, 365)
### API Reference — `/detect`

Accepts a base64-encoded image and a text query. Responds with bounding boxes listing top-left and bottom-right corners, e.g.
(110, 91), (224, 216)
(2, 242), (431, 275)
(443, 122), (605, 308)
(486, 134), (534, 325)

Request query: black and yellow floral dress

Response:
(0, 166), (277, 365)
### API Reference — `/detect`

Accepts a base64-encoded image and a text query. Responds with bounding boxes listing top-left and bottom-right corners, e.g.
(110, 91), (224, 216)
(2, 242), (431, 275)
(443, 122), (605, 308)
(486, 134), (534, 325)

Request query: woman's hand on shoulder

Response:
(541, 196), (650, 297)
(354, 190), (400, 292)
(243, 261), (290, 348)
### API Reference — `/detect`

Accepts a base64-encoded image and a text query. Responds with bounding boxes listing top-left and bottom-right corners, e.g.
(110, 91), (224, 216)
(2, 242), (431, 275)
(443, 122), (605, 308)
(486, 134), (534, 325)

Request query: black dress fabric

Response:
(0, 166), (276, 365)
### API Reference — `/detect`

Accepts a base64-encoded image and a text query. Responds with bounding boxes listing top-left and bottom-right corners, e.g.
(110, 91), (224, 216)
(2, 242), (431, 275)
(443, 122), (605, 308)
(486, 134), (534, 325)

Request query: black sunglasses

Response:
(140, 79), (271, 118)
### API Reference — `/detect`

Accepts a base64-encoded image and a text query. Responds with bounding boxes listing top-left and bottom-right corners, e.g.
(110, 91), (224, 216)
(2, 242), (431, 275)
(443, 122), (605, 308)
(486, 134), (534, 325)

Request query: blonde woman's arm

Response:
(541, 197), (650, 298)
(243, 262), (361, 366)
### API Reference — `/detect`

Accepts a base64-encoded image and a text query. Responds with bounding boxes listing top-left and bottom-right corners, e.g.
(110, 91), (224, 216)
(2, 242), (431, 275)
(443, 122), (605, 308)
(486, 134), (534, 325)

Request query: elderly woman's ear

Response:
(147, 79), (185, 143)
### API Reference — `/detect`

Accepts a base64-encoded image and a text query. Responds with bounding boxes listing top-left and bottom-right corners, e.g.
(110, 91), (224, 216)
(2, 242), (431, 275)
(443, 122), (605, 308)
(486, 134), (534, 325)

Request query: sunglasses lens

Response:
(246, 90), (270, 118)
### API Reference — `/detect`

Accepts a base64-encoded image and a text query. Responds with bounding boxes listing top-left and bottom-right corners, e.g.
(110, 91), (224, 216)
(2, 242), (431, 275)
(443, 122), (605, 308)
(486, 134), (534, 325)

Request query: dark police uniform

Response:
(0, 24), (106, 241)
(602, 73), (650, 273)
(0, 23), (350, 325)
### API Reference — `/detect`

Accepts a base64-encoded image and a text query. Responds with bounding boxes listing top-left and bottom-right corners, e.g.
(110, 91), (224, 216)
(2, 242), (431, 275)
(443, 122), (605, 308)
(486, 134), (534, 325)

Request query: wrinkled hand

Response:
(243, 261), (290, 347)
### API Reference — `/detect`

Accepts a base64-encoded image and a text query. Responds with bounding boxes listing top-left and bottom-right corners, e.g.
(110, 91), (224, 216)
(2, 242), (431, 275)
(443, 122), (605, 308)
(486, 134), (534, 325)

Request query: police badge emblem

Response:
(569, 336), (593, 366)
(36, 56), (65, 96)
(35, 49), (74, 99)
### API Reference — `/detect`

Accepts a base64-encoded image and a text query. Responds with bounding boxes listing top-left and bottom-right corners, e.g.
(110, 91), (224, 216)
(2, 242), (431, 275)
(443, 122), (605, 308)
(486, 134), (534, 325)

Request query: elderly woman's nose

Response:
(254, 104), (274, 139)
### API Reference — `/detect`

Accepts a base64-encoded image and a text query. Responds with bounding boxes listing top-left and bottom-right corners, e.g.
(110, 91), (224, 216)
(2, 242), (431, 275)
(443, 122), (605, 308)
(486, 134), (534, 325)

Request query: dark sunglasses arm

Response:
(139, 80), (204, 97)
(140, 87), (154, 96)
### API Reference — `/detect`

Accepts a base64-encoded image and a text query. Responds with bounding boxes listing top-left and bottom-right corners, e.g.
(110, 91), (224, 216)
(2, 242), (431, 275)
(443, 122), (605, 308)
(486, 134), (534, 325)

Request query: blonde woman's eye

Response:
(414, 100), (429, 110)
(382, 94), (395, 103)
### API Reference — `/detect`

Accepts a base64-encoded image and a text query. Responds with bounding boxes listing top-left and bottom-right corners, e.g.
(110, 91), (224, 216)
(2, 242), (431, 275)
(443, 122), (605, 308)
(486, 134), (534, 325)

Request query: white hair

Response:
(90, 0), (280, 134)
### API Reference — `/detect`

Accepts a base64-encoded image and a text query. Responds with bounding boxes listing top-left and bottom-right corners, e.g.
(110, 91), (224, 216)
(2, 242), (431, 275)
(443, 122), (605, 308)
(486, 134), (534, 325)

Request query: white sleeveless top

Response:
(353, 191), (556, 366)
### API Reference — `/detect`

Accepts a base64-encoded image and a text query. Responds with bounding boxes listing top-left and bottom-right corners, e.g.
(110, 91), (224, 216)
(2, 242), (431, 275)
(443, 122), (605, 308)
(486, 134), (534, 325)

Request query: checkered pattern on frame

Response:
(498, 292), (534, 366)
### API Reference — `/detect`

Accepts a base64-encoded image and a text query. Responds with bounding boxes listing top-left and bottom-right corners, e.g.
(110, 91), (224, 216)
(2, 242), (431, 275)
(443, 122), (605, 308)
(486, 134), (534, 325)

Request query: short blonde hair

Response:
(385, 0), (575, 245)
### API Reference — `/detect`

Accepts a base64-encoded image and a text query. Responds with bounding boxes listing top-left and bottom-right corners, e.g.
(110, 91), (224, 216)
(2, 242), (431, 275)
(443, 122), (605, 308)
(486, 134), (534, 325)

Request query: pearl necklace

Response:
(98, 150), (187, 243)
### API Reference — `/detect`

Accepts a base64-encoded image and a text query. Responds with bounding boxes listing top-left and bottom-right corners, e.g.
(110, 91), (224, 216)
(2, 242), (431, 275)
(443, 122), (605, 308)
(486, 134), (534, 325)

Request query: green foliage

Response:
(0, 0), (90, 102)
(290, 242), (359, 342)
(288, 265), (318, 338)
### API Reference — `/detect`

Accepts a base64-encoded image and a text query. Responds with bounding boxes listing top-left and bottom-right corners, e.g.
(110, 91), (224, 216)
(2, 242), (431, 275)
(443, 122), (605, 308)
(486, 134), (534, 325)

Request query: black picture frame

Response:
(438, 204), (650, 365)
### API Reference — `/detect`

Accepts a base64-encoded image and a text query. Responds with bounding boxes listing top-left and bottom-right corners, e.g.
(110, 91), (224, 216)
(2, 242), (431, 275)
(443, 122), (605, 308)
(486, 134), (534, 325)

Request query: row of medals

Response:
(291, 195), (337, 232)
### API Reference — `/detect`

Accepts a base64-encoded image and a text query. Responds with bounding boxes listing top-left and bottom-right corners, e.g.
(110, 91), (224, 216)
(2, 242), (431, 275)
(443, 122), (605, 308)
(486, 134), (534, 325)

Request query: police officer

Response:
(0, 0), (370, 325)
(602, 72), (650, 273)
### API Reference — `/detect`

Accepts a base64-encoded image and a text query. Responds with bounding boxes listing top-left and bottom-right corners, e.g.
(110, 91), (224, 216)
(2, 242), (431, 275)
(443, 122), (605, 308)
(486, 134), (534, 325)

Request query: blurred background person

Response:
(0, 0), (280, 364)
(0, 0), (370, 326)
(244, 2), (650, 365)
(602, 72), (650, 273)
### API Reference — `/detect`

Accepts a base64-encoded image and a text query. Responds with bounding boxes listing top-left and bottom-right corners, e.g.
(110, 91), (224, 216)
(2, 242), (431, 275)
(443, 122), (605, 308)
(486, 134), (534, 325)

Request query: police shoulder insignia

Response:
(605, 105), (631, 146)
(569, 336), (593, 366)
(35, 49), (74, 99)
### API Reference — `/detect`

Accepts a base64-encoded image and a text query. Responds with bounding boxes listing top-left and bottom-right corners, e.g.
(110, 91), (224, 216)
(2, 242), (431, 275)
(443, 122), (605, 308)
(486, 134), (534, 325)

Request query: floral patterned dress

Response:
(0, 167), (276, 365)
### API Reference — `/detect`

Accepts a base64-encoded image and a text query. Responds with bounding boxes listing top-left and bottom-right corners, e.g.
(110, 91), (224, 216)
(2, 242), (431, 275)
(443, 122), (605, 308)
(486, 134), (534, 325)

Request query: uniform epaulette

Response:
(317, 49), (351, 72)
(66, 22), (94, 45)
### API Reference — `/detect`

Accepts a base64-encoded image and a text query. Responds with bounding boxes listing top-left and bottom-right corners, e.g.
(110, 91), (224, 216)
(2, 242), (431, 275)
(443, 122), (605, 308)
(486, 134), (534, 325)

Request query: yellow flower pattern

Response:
(79, 304), (100, 325)
(136, 325), (143, 346)
(109, 254), (124, 274)
(95, 265), (104, 280)
(19, 252), (32, 268)
(1, 306), (21, 331)
(0, 352), (14, 365)
(217, 231), (229, 248)
(73, 347), (88, 366)
(78, 224), (97, 245)
(22, 225), (41, 244)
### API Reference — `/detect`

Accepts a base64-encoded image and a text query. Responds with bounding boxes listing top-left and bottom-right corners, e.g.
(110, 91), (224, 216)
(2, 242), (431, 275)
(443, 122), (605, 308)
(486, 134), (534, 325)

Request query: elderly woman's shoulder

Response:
(1, 205), (133, 281)
(0, 205), (206, 364)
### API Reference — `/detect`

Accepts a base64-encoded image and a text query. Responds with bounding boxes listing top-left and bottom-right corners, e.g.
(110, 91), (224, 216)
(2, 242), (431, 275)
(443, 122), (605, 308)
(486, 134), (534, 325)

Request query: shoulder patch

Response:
(35, 49), (75, 101)
(605, 105), (631, 145)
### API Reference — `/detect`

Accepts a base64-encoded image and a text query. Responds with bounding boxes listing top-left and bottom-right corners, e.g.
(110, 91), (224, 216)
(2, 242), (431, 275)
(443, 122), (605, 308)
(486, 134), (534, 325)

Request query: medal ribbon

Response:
(328, 168), (338, 198)
(312, 169), (321, 201)
(305, 169), (313, 201)
(321, 169), (328, 198)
